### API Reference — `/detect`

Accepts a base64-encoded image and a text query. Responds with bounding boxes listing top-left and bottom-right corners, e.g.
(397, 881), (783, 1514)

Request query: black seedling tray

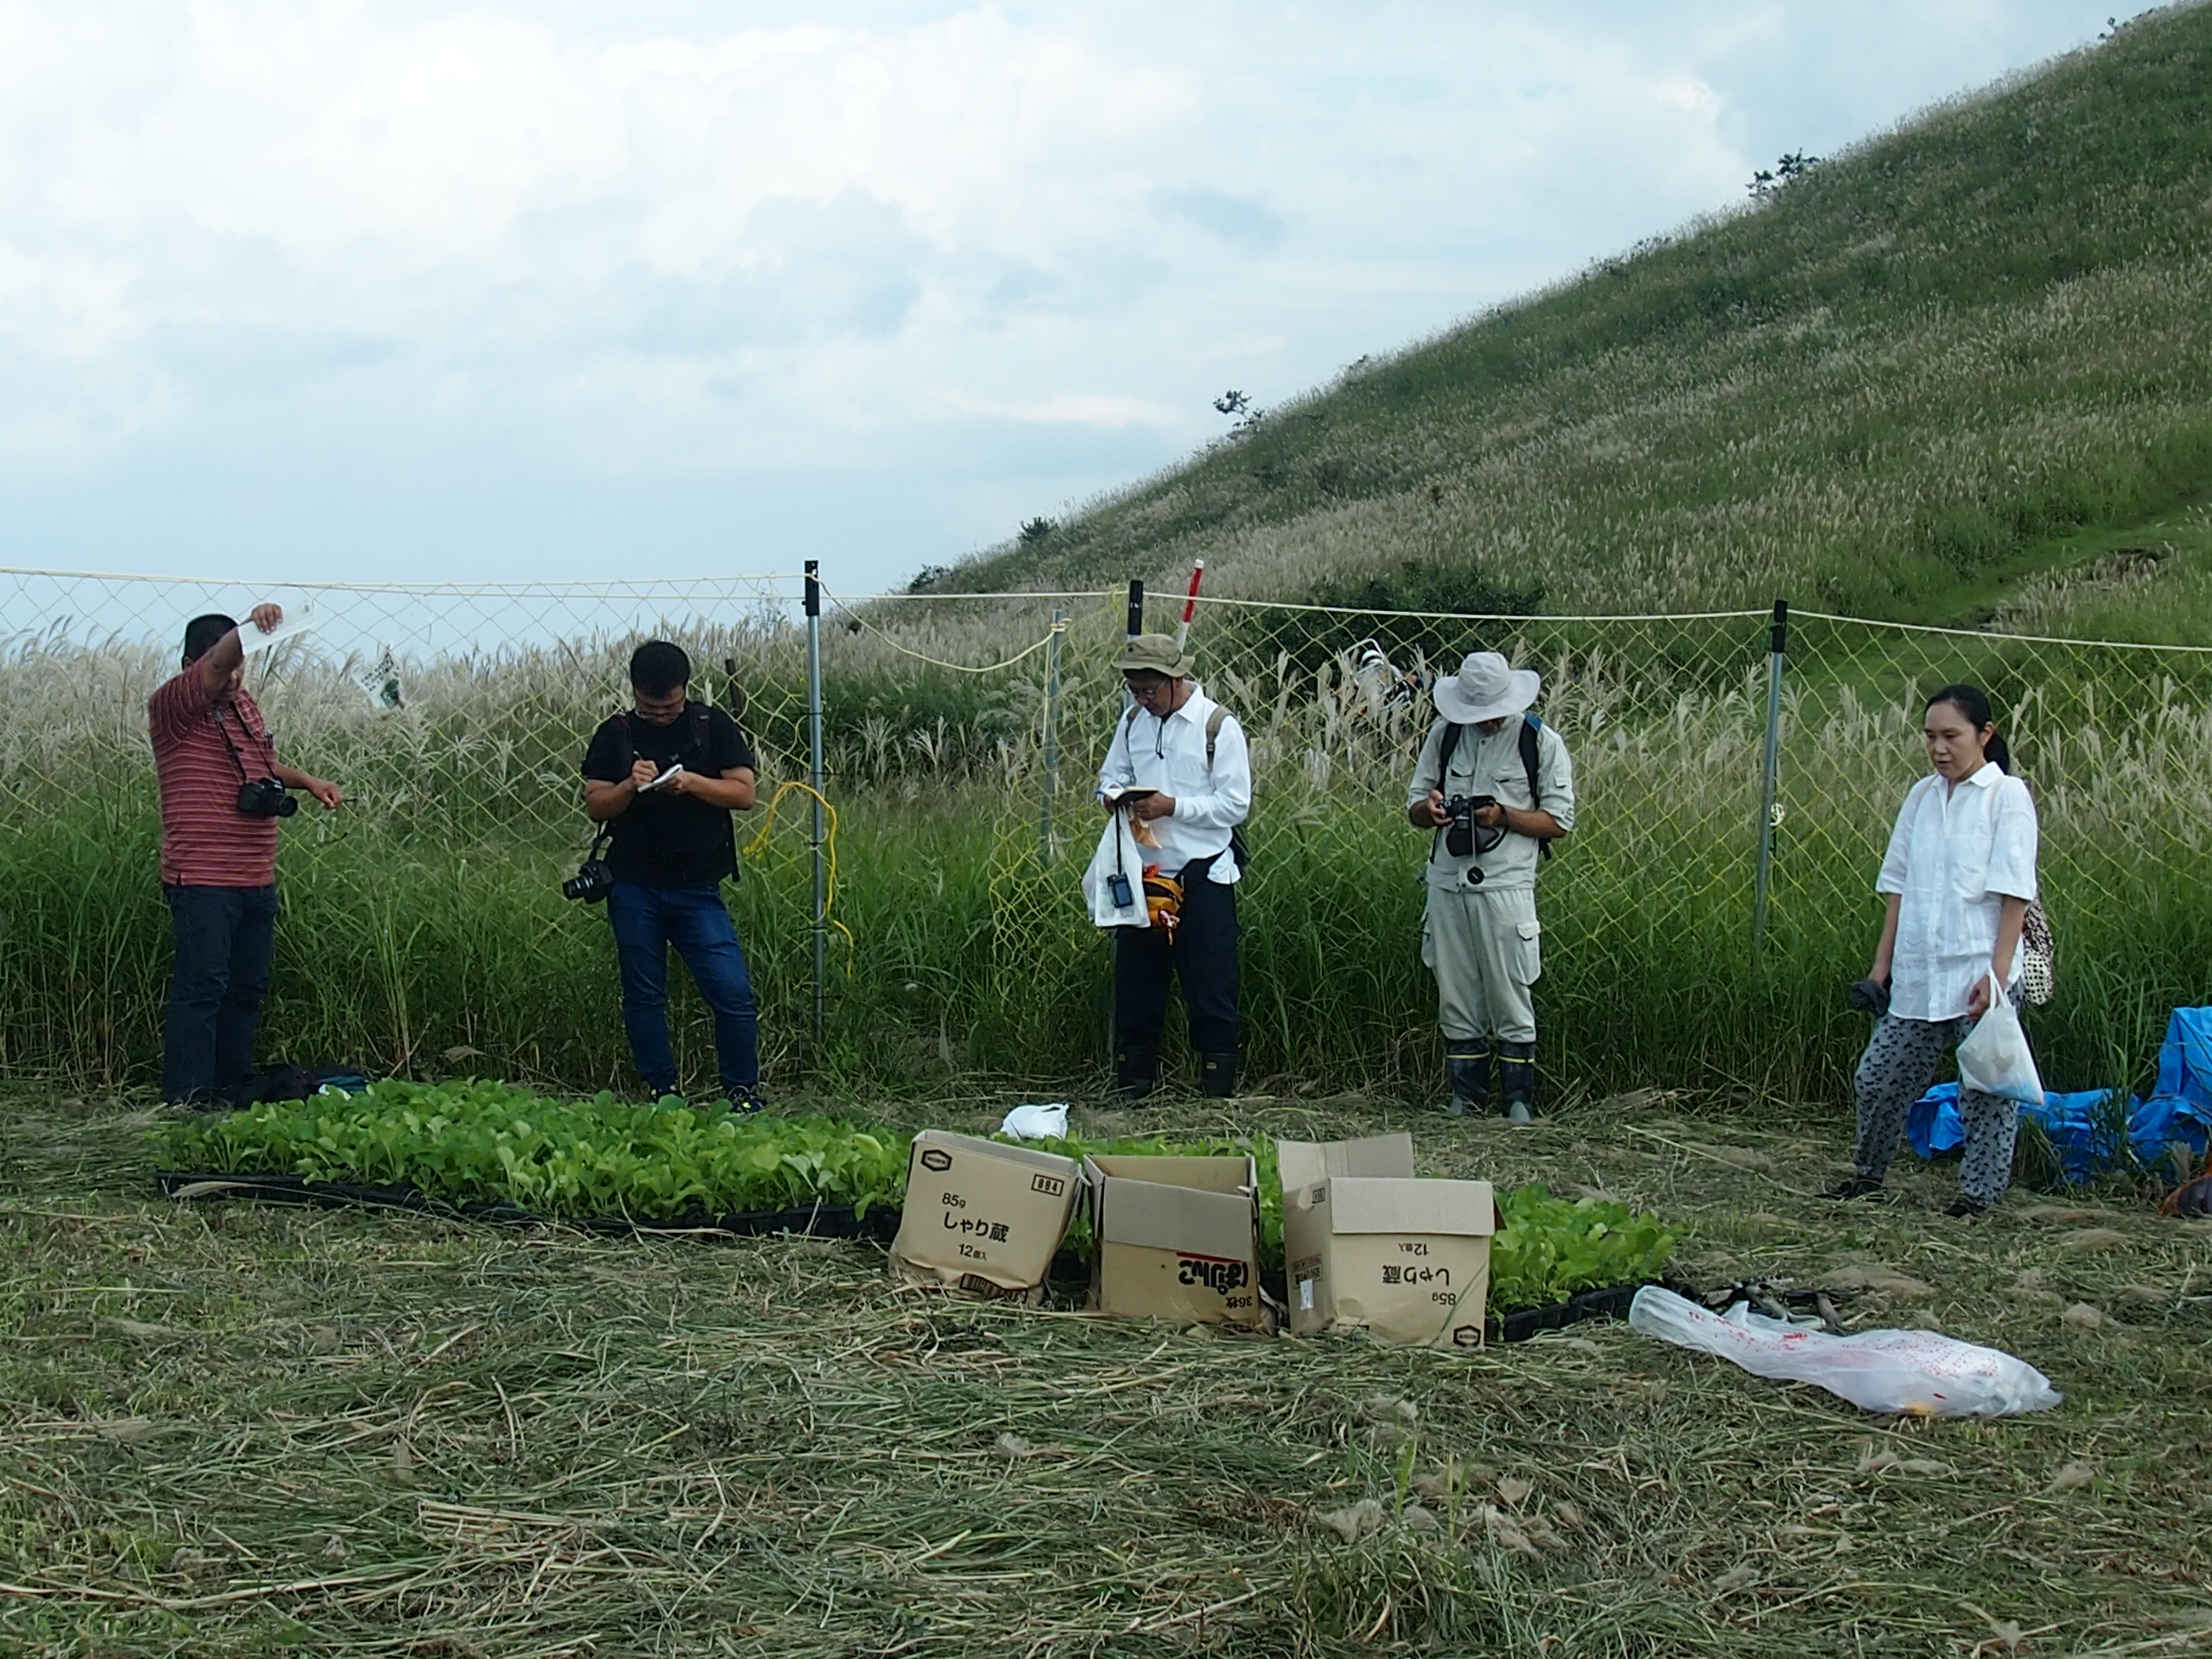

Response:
(154, 1171), (901, 1243)
(1488, 1279), (1672, 1344)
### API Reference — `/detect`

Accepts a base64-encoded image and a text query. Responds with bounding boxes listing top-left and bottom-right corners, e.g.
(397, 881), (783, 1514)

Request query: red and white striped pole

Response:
(1176, 558), (1205, 652)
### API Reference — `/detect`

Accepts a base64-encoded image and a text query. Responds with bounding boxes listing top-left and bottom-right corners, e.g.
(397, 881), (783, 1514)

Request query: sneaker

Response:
(1818, 1175), (1885, 1201)
(1504, 1100), (1536, 1125)
(1943, 1195), (1990, 1218)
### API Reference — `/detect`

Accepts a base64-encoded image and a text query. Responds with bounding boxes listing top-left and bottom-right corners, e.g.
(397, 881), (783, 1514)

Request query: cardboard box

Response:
(1084, 1153), (1266, 1327)
(889, 1131), (1081, 1302)
(1279, 1133), (1495, 1347)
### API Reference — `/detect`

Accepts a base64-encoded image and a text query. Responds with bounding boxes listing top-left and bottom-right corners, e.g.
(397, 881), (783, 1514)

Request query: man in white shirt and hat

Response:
(1098, 632), (1252, 1102)
(1407, 651), (1576, 1121)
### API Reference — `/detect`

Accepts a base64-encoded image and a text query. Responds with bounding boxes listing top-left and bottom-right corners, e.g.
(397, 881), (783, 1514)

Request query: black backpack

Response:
(1435, 714), (1553, 860)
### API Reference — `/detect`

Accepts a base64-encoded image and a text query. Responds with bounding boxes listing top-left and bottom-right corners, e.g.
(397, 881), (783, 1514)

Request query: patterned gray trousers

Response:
(1853, 1003), (2023, 1209)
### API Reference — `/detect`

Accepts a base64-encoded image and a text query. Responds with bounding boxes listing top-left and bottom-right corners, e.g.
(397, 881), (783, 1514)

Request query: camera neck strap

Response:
(211, 701), (275, 786)
(1431, 714), (1549, 864)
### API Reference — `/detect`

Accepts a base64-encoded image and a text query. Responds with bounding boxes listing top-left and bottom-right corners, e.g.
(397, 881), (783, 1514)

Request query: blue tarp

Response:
(1906, 1007), (2212, 1183)
(2150, 1006), (2212, 1115)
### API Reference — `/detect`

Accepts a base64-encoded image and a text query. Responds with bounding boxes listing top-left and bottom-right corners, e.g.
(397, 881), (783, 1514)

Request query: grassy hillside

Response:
(939, 5), (2212, 636)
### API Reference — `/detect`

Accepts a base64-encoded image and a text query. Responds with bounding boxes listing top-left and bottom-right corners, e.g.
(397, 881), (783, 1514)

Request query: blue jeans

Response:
(163, 884), (278, 1105)
(606, 881), (760, 1099)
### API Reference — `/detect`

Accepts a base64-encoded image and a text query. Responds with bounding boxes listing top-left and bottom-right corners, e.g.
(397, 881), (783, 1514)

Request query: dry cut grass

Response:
(4, 1086), (2210, 1657)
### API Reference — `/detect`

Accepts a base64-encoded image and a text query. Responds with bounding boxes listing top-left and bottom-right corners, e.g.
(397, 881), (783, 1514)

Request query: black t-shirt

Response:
(581, 703), (755, 888)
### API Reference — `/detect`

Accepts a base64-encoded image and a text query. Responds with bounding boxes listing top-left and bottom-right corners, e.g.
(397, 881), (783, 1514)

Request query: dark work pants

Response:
(1114, 855), (1240, 1059)
(163, 883), (279, 1105)
(606, 880), (760, 1099)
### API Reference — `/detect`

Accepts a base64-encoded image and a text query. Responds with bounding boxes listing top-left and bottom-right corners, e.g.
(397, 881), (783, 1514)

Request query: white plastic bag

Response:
(1956, 972), (2045, 1105)
(999, 1103), (1070, 1141)
(1081, 810), (1150, 929)
(1628, 1286), (2062, 1418)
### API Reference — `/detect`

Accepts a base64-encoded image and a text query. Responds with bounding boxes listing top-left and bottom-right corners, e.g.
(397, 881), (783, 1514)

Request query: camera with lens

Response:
(562, 855), (615, 904)
(1442, 793), (1504, 859)
(236, 776), (298, 818)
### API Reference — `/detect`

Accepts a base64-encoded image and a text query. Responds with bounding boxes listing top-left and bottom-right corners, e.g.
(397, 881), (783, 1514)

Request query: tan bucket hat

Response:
(1115, 632), (1196, 678)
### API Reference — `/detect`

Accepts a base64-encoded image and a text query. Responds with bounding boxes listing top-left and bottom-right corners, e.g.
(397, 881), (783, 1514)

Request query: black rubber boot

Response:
(1498, 1040), (1537, 1123)
(1115, 1043), (1159, 1104)
(1199, 1051), (1238, 1099)
(1444, 1047), (1493, 1118)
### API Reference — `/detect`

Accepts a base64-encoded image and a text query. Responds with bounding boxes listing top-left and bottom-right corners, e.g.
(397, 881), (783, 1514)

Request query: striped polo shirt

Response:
(149, 672), (281, 888)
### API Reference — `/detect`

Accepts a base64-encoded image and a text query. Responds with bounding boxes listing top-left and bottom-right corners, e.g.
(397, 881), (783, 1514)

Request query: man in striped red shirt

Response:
(149, 605), (343, 1105)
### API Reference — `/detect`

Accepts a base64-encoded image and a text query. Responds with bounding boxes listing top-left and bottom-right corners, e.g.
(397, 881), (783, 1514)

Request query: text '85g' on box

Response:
(1279, 1133), (1496, 1347)
(889, 1131), (1081, 1304)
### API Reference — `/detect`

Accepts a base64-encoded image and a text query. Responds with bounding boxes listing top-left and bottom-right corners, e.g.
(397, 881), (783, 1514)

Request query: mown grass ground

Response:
(4, 1086), (2209, 1658)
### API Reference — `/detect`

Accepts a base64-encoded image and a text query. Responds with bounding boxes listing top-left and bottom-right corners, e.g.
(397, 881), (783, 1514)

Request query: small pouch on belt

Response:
(1142, 866), (1184, 939)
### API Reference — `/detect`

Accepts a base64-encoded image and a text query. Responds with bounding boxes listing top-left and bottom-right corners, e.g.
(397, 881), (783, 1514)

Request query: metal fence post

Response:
(1751, 598), (1788, 967)
(1108, 579), (1144, 1060)
(1040, 605), (1064, 862)
(804, 560), (827, 1049)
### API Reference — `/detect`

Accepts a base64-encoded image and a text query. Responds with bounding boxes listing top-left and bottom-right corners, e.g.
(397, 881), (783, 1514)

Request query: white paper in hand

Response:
(242, 610), (317, 654)
(636, 764), (685, 794)
(999, 1103), (1070, 1141)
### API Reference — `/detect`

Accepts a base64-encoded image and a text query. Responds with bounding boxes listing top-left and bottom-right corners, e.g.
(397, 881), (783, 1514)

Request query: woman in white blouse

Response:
(1822, 684), (2040, 1217)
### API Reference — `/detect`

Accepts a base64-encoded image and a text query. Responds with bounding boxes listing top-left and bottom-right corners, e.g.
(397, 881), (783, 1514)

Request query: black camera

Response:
(1443, 794), (1503, 859)
(562, 856), (615, 904)
(236, 776), (298, 818)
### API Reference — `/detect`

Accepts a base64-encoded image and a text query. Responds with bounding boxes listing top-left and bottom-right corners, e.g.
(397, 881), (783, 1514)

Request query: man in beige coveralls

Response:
(1407, 652), (1576, 1122)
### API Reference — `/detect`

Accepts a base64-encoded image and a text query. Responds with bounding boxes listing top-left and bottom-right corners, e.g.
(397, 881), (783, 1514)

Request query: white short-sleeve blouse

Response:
(1875, 761), (2039, 1023)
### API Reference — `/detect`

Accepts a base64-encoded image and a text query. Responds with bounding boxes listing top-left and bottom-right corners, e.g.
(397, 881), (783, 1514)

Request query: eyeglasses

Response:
(1125, 677), (1171, 700)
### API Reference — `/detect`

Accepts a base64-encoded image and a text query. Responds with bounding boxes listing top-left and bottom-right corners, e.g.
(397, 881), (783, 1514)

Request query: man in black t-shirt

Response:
(582, 641), (762, 1105)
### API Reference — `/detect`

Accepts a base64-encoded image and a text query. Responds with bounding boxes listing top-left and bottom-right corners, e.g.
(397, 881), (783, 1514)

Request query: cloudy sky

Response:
(0, 2), (2113, 594)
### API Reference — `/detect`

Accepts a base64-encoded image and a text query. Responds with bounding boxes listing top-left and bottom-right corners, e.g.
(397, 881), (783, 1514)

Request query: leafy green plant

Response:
(154, 1080), (910, 1222)
(1487, 1184), (1675, 1313)
(158, 1097), (1671, 1313)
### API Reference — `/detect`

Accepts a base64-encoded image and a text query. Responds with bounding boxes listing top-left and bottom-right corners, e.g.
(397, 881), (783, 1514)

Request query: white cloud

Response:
(0, 0), (2108, 586)
(941, 390), (1184, 428)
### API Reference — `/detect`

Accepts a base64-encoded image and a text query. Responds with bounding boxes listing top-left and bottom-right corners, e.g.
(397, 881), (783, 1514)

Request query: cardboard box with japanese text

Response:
(1083, 1152), (1267, 1328)
(1279, 1133), (1495, 1347)
(889, 1131), (1081, 1302)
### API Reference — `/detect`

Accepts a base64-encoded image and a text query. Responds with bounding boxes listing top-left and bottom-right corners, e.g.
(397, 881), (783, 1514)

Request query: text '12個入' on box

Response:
(1279, 1132), (1496, 1347)
(888, 1130), (1081, 1304)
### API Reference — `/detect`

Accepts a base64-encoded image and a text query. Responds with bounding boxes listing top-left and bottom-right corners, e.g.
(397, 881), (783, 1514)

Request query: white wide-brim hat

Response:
(1433, 651), (1541, 724)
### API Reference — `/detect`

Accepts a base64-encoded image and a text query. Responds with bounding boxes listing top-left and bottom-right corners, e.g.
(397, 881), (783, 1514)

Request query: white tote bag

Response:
(1955, 973), (2045, 1105)
(1081, 810), (1151, 929)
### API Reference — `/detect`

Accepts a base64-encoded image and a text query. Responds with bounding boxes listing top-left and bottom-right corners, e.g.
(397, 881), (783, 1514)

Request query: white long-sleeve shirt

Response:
(1877, 761), (2039, 1022)
(1095, 686), (1251, 883)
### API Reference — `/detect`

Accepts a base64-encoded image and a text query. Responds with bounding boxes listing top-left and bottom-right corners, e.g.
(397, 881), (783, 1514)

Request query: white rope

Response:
(0, 566), (800, 598)
(1790, 609), (2212, 656)
(1188, 595), (1769, 623)
(839, 589), (1115, 603)
(822, 586), (1067, 675)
